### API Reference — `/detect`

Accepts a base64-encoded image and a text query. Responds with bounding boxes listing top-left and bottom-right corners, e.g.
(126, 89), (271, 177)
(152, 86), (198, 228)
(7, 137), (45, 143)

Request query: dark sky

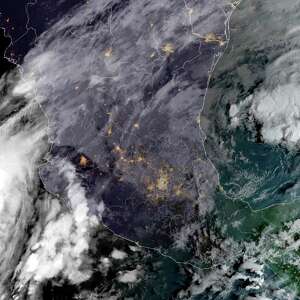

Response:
(0, 0), (85, 63)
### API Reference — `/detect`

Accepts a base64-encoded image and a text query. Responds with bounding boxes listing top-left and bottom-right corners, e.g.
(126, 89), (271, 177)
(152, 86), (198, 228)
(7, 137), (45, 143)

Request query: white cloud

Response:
(230, 83), (300, 147)
(117, 268), (142, 284)
(15, 162), (99, 295)
(111, 248), (128, 260)
(250, 84), (300, 146)
(99, 257), (111, 276)
(0, 74), (48, 296)
(12, 51), (56, 100)
(230, 44), (300, 148)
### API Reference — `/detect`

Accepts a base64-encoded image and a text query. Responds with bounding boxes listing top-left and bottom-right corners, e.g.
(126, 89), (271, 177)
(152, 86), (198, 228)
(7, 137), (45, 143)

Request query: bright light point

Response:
(150, 52), (155, 58)
(161, 43), (175, 55)
(104, 47), (113, 57)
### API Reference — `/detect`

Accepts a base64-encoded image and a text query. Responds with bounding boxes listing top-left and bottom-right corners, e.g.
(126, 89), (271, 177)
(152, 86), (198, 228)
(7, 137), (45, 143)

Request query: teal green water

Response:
(216, 128), (300, 240)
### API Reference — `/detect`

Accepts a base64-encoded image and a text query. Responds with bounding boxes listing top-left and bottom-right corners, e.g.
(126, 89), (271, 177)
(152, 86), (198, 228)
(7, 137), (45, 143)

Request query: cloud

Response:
(110, 248), (128, 260)
(0, 73), (48, 297)
(229, 39), (300, 148)
(117, 267), (143, 284)
(230, 82), (300, 147)
(15, 161), (99, 294)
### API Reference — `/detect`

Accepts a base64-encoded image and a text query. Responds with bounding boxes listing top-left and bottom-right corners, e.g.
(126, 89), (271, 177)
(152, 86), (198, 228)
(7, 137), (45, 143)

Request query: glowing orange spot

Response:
(161, 43), (175, 55)
(79, 155), (88, 167)
(136, 155), (144, 162)
(173, 185), (183, 197)
(147, 182), (155, 192)
(202, 32), (225, 45)
(114, 145), (122, 153)
(107, 125), (113, 136)
(156, 169), (169, 191)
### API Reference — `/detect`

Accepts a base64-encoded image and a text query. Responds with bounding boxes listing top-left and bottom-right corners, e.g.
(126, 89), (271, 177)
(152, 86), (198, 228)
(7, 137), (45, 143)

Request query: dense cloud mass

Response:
(0, 70), (101, 297)
(15, 162), (99, 289)
(0, 70), (48, 299)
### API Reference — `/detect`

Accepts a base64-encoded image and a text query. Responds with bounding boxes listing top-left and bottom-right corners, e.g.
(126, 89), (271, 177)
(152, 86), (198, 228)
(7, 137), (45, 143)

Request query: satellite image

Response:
(1, 0), (300, 299)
